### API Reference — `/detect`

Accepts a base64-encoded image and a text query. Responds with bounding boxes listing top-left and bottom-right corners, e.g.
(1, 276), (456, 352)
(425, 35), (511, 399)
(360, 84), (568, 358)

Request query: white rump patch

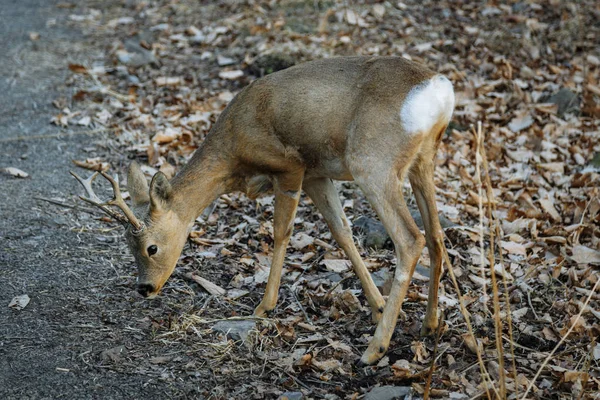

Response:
(400, 75), (455, 135)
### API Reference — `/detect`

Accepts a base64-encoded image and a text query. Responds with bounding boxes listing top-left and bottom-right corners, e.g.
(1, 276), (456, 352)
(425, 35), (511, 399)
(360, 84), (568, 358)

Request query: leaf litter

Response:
(59, 0), (599, 398)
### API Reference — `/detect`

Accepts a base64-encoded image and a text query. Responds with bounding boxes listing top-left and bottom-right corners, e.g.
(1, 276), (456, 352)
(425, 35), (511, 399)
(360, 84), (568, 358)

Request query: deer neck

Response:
(169, 142), (231, 224)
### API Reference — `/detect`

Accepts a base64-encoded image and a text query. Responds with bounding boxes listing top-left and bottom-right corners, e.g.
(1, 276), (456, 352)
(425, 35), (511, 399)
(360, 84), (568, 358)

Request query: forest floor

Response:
(1, 1), (599, 399)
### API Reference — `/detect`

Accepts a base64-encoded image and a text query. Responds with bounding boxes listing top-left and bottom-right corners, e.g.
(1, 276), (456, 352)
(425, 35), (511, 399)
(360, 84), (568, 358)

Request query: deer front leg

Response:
(254, 172), (303, 317)
(303, 178), (385, 323)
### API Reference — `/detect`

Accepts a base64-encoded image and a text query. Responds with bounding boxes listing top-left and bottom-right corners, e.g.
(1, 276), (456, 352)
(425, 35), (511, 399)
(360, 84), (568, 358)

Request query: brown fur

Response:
(123, 56), (453, 365)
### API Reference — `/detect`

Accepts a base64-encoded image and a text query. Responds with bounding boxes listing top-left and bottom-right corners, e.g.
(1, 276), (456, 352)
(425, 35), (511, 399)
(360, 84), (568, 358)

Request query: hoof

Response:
(254, 303), (274, 318)
(421, 312), (441, 336)
(371, 309), (383, 324)
(370, 302), (385, 324)
(359, 344), (387, 365)
(420, 324), (437, 336)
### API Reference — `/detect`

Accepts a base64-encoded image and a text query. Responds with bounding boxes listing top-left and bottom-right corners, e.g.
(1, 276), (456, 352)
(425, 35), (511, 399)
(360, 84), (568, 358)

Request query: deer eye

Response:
(147, 245), (158, 256)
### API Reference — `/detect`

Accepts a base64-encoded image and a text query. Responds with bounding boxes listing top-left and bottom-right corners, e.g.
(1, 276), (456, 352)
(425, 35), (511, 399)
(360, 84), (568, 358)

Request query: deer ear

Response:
(127, 162), (150, 206)
(149, 171), (172, 207)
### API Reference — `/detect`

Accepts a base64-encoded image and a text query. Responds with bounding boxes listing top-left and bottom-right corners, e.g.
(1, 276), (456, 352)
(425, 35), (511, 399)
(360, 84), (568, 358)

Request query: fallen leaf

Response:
(218, 70), (244, 80)
(500, 240), (527, 256)
(77, 116), (91, 126)
(8, 294), (30, 310)
(71, 158), (110, 172)
(3, 167), (29, 178)
(155, 77), (182, 86)
(326, 338), (353, 354)
(321, 259), (350, 273)
(571, 245), (600, 265)
(311, 358), (341, 371)
(184, 273), (226, 296)
(564, 371), (589, 383)
(290, 232), (314, 250)
(508, 110), (534, 132)
(462, 334), (481, 354)
(538, 198), (561, 222)
(68, 63), (88, 74)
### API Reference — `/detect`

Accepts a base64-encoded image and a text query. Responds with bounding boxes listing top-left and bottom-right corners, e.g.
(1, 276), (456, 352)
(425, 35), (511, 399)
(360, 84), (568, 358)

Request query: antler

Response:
(70, 171), (145, 233)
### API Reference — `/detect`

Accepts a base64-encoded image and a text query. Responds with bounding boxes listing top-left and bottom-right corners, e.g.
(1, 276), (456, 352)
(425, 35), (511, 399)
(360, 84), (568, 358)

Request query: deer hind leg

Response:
(352, 164), (425, 365)
(303, 178), (386, 323)
(254, 170), (304, 317)
(410, 154), (445, 336)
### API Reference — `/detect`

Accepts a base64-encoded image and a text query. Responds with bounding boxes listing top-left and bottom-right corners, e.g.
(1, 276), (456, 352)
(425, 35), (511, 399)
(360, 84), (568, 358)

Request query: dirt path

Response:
(0, 1), (192, 398)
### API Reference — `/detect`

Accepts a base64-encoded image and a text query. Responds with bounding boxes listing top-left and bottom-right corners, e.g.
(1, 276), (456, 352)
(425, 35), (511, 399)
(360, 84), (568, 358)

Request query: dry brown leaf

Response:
(71, 158), (110, 172)
(184, 273), (226, 296)
(68, 63), (88, 74)
(538, 198), (561, 222)
(311, 358), (341, 372)
(462, 334), (481, 355)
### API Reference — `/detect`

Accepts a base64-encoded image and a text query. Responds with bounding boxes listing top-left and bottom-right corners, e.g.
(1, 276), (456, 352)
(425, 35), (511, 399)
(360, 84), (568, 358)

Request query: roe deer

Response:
(72, 56), (454, 364)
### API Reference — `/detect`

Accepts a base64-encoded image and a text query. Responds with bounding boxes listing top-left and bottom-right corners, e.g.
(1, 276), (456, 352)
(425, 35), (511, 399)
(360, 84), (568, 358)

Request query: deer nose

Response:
(137, 283), (155, 297)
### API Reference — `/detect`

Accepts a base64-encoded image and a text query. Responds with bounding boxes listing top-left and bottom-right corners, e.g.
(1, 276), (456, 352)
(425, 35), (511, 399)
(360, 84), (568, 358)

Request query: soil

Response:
(0, 1), (192, 398)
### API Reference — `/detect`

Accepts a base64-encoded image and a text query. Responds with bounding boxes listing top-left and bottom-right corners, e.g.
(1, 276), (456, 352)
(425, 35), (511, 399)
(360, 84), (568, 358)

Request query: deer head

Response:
(72, 162), (191, 297)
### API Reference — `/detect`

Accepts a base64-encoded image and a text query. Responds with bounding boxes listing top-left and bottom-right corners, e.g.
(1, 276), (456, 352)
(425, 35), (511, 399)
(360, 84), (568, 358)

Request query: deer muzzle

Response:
(137, 283), (157, 298)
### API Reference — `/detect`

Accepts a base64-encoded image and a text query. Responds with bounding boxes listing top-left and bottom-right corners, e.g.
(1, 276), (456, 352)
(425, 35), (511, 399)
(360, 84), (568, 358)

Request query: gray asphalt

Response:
(0, 1), (163, 398)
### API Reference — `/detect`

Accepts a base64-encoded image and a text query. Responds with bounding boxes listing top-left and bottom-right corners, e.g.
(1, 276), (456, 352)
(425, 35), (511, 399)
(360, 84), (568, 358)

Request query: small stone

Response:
(249, 53), (296, 76)
(353, 216), (390, 250)
(410, 208), (456, 230)
(547, 88), (580, 117)
(217, 55), (236, 66)
(364, 385), (412, 400)
(354, 211), (455, 251)
(211, 320), (256, 342)
(278, 392), (303, 400)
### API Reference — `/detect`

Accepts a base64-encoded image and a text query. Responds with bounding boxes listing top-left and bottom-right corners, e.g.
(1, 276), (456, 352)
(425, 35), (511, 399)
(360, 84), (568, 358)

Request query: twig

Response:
(526, 289), (540, 320)
(476, 122), (506, 398)
(184, 315), (275, 324)
(474, 123), (488, 315)
(442, 247), (498, 400)
(424, 312), (444, 400)
(34, 196), (77, 210)
(292, 289), (312, 325)
(520, 278), (600, 399)
(479, 121), (519, 398)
